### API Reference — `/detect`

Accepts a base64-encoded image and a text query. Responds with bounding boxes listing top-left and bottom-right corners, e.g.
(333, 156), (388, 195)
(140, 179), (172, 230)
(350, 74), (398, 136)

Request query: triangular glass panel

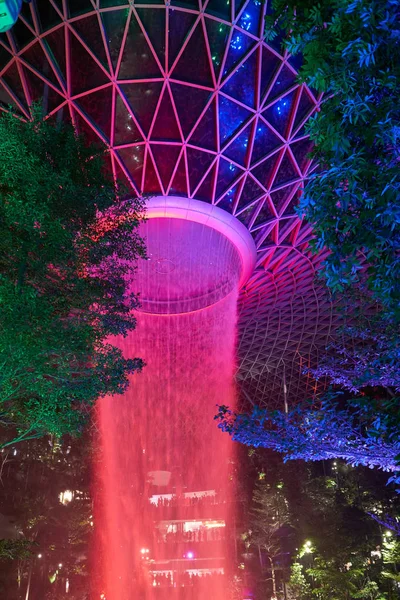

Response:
(23, 42), (59, 86)
(288, 53), (302, 71)
(120, 82), (163, 136)
(189, 99), (217, 151)
(76, 86), (113, 141)
(290, 137), (314, 172)
(72, 108), (103, 146)
(260, 46), (281, 101)
(270, 184), (296, 216)
(216, 182), (238, 212)
(69, 31), (109, 95)
(72, 15), (110, 70)
(51, 0), (64, 12)
(263, 91), (296, 137)
(236, 203), (258, 227)
(136, 9), (166, 66)
(237, 0), (262, 36)
(205, 18), (229, 78)
(114, 92), (143, 145)
(223, 50), (257, 108)
(292, 88), (315, 134)
(119, 13), (161, 79)
(68, 0), (93, 17)
(19, 2), (34, 28)
(252, 154), (279, 188)
(0, 43), (12, 72)
(186, 147), (214, 195)
(2, 63), (27, 109)
(195, 162), (216, 202)
(170, 83), (211, 138)
(223, 29), (256, 77)
(43, 27), (66, 82)
(0, 81), (19, 111)
(150, 88), (181, 141)
(271, 152), (298, 187)
(10, 18), (35, 51)
(37, 1), (62, 32)
(143, 152), (162, 194)
(252, 198), (275, 228)
(216, 157), (243, 198)
(223, 123), (252, 166)
(101, 0), (130, 5)
(234, 0), (247, 17)
(237, 175), (264, 208)
(169, 154), (188, 196)
(101, 8), (129, 71)
(219, 96), (252, 145)
(205, 0), (231, 21)
(22, 67), (65, 113)
(251, 117), (282, 165)
(113, 160), (135, 196)
(151, 144), (181, 191)
(171, 0), (199, 9)
(172, 24), (213, 87)
(265, 65), (297, 104)
(168, 11), (197, 69)
(117, 145), (145, 190)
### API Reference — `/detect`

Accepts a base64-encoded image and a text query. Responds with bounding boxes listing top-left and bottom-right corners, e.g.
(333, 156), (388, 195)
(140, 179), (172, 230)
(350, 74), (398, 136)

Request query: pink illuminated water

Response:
(96, 290), (238, 599)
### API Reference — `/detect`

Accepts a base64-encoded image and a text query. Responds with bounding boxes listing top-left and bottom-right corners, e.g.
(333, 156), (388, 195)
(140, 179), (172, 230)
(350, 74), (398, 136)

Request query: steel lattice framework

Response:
(0, 0), (335, 408)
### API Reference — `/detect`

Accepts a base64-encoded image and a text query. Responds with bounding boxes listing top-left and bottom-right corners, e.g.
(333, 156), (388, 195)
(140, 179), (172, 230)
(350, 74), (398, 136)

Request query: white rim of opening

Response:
(144, 196), (257, 289)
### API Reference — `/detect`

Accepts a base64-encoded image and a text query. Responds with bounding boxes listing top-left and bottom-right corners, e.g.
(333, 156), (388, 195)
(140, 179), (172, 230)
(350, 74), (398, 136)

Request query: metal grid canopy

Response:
(0, 0), (334, 409)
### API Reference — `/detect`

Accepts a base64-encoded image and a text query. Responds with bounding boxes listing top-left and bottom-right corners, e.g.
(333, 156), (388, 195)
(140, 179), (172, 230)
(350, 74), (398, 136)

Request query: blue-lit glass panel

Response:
(216, 157), (243, 197)
(219, 96), (252, 144)
(223, 123), (252, 166)
(223, 50), (257, 108)
(251, 118), (281, 165)
(237, 0), (261, 36)
(263, 91), (296, 136)
(223, 30), (256, 76)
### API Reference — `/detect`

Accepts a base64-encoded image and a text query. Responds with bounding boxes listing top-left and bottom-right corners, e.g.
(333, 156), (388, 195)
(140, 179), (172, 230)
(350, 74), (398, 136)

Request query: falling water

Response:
(95, 217), (240, 599)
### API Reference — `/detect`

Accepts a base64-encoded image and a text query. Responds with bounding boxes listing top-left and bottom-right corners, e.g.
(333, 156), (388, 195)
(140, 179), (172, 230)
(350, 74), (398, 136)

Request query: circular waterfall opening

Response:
(133, 196), (257, 315)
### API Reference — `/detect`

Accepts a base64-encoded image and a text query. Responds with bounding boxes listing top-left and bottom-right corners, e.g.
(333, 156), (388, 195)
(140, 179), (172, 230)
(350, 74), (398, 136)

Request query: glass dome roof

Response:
(0, 0), (333, 408)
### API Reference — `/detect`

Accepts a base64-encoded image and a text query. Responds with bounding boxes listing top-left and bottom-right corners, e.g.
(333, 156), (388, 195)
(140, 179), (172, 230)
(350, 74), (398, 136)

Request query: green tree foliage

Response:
(265, 0), (400, 391)
(0, 107), (146, 445)
(0, 539), (34, 560)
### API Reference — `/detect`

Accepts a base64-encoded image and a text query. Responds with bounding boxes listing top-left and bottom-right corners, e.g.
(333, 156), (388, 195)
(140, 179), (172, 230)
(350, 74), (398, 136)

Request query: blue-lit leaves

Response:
(172, 23), (213, 87)
(171, 83), (211, 137)
(186, 148), (215, 195)
(219, 95), (252, 145)
(223, 29), (256, 77)
(223, 122), (252, 166)
(216, 157), (244, 198)
(189, 98), (217, 150)
(223, 49), (257, 108)
(265, 65), (297, 104)
(251, 117), (282, 165)
(205, 18), (230, 78)
(263, 90), (296, 137)
(237, 0), (262, 36)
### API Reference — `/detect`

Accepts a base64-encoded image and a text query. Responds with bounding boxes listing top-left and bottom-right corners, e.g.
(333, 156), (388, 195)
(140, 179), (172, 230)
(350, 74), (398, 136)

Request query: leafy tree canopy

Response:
(0, 106), (146, 446)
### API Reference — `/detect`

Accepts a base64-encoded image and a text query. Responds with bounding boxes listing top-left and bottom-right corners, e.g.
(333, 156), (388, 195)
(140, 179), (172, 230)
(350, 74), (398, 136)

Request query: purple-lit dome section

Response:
(0, 0), (334, 408)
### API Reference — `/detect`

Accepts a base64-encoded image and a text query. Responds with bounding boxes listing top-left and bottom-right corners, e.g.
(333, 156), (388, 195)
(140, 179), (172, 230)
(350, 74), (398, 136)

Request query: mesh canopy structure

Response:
(0, 0), (335, 409)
